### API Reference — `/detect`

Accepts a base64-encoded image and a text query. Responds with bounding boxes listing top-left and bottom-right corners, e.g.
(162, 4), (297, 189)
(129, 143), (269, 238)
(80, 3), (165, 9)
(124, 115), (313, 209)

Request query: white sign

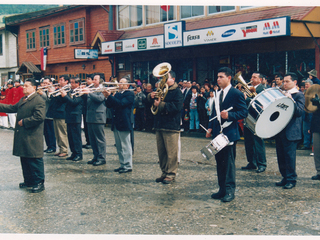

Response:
(74, 49), (98, 59)
(183, 17), (290, 46)
(147, 35), (164, 49)
(164, 21), (184, 48)
(101, 42), (115, 54)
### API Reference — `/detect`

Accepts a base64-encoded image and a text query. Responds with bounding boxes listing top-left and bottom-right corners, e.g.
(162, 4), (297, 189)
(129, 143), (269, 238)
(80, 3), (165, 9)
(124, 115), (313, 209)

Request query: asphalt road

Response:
(0, 127), (319, 236)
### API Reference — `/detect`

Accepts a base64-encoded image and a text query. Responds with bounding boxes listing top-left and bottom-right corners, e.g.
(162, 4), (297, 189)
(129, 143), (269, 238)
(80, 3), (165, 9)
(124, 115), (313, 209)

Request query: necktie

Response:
(219, 90), (224, 110)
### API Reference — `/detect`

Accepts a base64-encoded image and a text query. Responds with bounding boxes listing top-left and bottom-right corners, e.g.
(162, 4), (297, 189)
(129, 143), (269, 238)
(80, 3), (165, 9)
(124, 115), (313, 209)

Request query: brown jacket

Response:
(0, 92), (45, 158)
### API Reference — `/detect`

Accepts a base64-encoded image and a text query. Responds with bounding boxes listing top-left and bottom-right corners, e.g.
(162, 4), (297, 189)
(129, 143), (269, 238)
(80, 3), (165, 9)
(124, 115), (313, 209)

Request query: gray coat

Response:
(86, 92), (107, 124)
(0, 93), (46, 158)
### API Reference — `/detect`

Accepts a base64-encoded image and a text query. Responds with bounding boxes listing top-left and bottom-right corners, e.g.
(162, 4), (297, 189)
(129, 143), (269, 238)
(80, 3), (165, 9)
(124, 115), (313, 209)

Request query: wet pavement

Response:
(0, 127), (320, 235)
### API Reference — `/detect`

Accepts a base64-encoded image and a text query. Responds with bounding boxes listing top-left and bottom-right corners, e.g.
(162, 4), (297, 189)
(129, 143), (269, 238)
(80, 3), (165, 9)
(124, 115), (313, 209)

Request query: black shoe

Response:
(221, 193), (235, 202)
(275, 180), (287, 186)
(93, 160), (106, 166)
(283, 183), (295, 189)
(118, 169), (132, 174)
(211, 191), (225, 199)
(311, 175), (320, 180)
(298, 146), (311, 150)
(155, 176), (166, 183)
(256, 167), (266, 173)
(82, 144), (88, 148)
(19, 182), (30, 189)
(87, 159), (97, 164)
(241, 164), (257, 170)
(30, 182), (45, 193)
(46, 149), (55, 153)
(72, 156), (83, 162)
(66, 155), (75, 160)
(114, 167), (124, 172)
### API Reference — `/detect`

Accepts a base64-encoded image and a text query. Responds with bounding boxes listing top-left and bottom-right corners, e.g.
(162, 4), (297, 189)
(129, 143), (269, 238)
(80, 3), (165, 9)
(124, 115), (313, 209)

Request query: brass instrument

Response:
(71, 85), (134, 98)
(234, 72), (256, 98)
(48, 84), (71, 97)
(304, 84), (320, 113)
(151, 62), (171, 115)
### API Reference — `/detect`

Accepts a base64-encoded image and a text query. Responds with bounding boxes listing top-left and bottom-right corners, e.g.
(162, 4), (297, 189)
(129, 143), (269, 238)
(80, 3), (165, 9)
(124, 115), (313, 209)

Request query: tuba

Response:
(304, 84), (320, 113)
(151, 62), (171, 115)
(234, 71), (256, 98)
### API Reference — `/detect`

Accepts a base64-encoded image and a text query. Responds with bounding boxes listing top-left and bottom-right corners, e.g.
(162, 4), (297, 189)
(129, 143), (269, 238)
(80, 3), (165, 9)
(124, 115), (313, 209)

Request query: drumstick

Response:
(200, 124), (210, 133)
(209, 106), (233, 122)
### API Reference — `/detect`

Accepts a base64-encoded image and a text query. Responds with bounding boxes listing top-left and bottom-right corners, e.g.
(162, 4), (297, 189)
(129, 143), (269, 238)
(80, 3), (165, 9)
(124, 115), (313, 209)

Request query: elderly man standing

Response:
(0, 78), (46, 193)
(104, 78), (134, 173)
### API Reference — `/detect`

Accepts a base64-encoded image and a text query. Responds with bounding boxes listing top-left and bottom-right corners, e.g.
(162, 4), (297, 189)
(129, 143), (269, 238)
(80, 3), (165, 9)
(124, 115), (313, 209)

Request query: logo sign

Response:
(276, 103), (289, 111)
(115, 41), (123, 52)
(241, 25), (258, 37)
(164, 21), (185, 48)
(184, 28), (217, 46)
(74, 49), (98, 59)
(221, 29), (236, 38)
(122, 39), (137, 52)
(263, 20), (281, 35)
(138, 38), (147, 50)
(147, 35), (164, 49)
(101, 42), (115, 54)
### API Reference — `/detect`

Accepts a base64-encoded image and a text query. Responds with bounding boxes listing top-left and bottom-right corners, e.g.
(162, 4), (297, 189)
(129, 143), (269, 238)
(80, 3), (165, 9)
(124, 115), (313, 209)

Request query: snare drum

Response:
(245, 88), (295, 139)
(201, 133), (230, 160)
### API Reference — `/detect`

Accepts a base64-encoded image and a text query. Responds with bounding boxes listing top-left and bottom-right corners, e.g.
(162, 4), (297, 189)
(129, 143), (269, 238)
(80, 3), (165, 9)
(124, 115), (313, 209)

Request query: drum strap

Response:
(215, 90), (223, 133)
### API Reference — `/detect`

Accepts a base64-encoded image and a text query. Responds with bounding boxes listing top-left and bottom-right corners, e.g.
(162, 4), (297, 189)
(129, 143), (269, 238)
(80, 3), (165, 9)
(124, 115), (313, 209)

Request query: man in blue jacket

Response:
(104, 78), (134, 173)
(206, 67), (248, 202)
(274, 72), (305, 189)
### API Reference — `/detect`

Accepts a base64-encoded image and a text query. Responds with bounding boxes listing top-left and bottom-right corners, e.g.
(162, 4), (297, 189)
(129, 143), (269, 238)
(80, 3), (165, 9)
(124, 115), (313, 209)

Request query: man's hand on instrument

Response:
(221, 110), (228, 119)
(150, 91), (157, 99)
(311, 94), (320, 106)
(205, 128), (212, 138)
(60, 90), (67, 97)
(103, 90), (111, 98)
(154, 98), (160, 107)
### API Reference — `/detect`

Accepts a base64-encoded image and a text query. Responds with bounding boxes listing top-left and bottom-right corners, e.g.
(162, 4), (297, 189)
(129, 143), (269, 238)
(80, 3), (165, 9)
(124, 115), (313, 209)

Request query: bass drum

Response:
(245, 88), (295, 139)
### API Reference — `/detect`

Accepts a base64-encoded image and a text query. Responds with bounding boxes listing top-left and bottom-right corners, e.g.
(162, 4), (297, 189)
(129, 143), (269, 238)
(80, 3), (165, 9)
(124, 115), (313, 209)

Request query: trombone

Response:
(48, 84), (71, 97)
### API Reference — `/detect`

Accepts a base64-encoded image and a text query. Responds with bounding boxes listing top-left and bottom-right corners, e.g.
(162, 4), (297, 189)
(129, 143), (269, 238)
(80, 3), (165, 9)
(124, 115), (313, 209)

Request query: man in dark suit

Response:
(274, 72), (305, 189)
(0, 78), (46, 193)
(82, 74), (93, 149)
(104, 78), (134, 173)
(61, 77), (83, 161)
(182, 81), (192, 131)
(206, 67), (248, 202)
(82, 74), (107, 166)
(241, 72), (267, 173)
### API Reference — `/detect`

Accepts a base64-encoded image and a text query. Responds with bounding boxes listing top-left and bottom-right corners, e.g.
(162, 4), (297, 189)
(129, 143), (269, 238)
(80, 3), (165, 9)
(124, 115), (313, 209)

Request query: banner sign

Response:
(74, 49), (98, 59)
(183, 16), (290, 46)
(164, 21), (185, 48)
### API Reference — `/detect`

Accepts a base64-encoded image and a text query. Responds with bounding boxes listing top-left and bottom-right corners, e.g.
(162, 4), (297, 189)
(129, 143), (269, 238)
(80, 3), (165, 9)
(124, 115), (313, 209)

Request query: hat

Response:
(7, 80), (13, 85)
(308, 69), (317, 78)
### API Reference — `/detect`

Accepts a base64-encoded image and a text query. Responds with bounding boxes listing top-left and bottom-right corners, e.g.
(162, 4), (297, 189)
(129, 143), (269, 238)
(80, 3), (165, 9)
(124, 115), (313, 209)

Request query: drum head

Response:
(254, 96), (295, 138)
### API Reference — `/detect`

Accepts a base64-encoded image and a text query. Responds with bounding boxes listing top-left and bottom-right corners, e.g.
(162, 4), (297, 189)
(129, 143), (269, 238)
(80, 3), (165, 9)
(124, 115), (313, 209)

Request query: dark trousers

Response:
(44, 119), (56, 151)
(145, 109), (154, 132)
(244, 127), (266, 168)
(20, 157), (45, 187)
(198, 109), (208, 130)
(275, 130), (298, 184)
(67, 123), (83, 157)
(88, 123), (106, 161)
(135, 107), (145, 130)
(215, 144), (236, 195)
(83, 113), (90, 145)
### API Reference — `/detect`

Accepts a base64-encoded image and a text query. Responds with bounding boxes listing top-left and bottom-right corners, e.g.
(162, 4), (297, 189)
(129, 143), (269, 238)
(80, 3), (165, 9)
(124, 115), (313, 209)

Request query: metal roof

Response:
(17, 62), (41, 74)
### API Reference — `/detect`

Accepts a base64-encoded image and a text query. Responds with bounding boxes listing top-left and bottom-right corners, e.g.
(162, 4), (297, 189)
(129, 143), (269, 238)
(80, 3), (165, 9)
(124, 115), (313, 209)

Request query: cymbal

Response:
(304, 84), (320, 113)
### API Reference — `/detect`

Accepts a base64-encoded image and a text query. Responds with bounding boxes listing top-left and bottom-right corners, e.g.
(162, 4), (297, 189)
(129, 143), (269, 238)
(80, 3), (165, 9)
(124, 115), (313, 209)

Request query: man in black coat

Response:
(61, 77), (83, 161)
(310, 94), (320, 180)
(104, 78), (135, 173)
(148, 70), (183, 184)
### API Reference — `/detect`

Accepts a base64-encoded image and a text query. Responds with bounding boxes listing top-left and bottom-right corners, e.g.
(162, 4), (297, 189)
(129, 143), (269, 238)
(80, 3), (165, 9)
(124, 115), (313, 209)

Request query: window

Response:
(26, 29), (36, 50)
(0, 34), (2, 55)
(118, 5), (143, 29)
(69, 18), (85, 45)
(53, 23), (65, 47)
(146, 6), (176, 25)
(208, 6), (235, 14)
(39, 26), (50, 48)
(181, 6), (204, 19)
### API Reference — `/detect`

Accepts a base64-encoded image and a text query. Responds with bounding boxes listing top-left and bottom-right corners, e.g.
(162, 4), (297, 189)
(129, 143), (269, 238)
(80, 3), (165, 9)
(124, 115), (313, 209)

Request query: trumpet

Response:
(71, 86), (134, 98)
(48, 84), (71, 97)
(234, 72), (256, 98)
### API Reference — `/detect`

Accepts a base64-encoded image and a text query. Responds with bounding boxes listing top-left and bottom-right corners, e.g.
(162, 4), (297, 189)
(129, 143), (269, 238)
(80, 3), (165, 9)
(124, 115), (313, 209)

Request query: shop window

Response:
(69, 18), (85, 45)
(53, 23), (66, 47)
(26, 29), (36, 50)
(39, 26), (50, 48)
(208, 6), (235, 15)
(0, 34), (2, 55)
(181, 6), (204, 19)
(118, 5), (142, 29)
(146, 6), (176, 25)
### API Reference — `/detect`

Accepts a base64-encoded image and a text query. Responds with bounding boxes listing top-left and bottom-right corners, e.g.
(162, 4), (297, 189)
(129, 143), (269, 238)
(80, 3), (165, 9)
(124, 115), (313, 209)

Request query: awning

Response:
(16, 61), (41, 75)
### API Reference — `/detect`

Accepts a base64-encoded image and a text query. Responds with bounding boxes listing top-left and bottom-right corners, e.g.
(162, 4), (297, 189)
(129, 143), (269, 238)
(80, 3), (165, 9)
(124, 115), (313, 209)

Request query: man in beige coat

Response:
(0, 78), (46, 193)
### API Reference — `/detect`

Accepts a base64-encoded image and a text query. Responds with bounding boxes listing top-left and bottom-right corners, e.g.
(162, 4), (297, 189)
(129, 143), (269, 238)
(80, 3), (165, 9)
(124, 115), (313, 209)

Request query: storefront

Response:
(101, 9), (320, 86)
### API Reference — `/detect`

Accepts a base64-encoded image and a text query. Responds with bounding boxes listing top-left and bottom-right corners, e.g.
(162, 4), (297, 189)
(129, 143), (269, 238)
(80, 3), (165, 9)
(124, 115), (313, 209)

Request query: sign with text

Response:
(74, 49), (98, 59)
(164, 21), (185, 48)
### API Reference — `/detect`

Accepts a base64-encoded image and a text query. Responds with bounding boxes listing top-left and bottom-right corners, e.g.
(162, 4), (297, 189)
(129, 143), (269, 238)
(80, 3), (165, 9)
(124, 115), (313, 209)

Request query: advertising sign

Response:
(164, 21), (185, 48)
(74, 49), (98, 59)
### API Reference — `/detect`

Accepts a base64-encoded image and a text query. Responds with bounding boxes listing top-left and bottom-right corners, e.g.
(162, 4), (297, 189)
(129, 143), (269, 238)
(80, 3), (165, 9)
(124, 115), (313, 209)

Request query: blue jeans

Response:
(189, 108), (199, 130)
(303, 120), (312, 147)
